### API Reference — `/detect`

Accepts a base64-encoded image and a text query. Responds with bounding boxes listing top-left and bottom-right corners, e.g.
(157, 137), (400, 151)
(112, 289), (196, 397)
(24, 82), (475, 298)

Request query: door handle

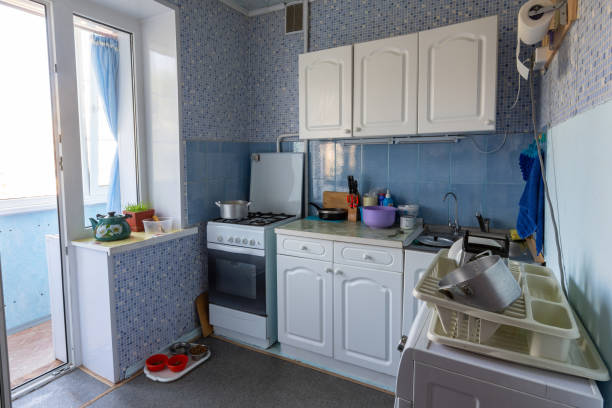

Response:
(300, 245), (308, 251)
(325, 268), (333, 274)
(335, 269), (343, 276)
(397, 335), (408, 352)
(362, 253), (372, 261)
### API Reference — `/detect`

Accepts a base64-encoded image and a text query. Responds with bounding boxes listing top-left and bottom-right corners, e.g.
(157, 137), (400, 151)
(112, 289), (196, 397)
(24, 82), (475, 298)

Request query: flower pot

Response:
(123, 209), (155, 232)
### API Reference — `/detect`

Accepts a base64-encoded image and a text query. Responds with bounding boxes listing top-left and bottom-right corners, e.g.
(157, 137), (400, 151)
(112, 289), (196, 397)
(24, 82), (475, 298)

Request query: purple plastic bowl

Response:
(362, 206), (397, 228)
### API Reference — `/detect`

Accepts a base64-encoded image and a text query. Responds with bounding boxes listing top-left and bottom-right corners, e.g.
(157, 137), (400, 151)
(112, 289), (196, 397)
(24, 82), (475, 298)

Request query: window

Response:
(0, 0), (56, 213)
(73, 16), (138, 222)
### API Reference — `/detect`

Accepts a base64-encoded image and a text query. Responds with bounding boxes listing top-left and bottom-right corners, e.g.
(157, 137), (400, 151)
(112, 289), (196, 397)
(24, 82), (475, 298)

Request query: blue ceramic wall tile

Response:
(389, 143), (419, 184)
(486, 133), (532, 184)
(417, 182), (452, 225)
(310, 141), (336, 180)
(483, 183), (524, 229)
(335, 143), (362, 191)
(419, 143), (451, 183)
(451, 136), (487, 185)
(361, 144), (389, 193)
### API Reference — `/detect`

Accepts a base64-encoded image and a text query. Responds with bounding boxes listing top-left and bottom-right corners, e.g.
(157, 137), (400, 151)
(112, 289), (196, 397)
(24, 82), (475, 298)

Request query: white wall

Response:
(141, 10), (183, 226)
(545, 99), (612, 402)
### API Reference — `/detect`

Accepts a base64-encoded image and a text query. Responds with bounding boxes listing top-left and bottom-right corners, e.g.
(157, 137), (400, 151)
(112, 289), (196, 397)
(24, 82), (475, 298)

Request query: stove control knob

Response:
(249, 239), (255, 246)
(257, 241), (262, 246)
(242, 238), (248, 244)
(217, 236), (223, 242)
(235, 237), (240, 243)
(228, 237), (234, 243)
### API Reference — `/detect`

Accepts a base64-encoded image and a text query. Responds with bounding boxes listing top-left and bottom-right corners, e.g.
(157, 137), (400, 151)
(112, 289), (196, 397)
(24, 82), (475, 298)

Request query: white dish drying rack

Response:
(414, 250), (580, 361)
(427, 308), (609, 381)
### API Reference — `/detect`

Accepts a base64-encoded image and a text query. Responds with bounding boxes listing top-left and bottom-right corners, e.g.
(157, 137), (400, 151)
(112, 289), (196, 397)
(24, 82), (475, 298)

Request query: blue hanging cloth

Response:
(91, 34), (120, 213)
(516, 137), (546, 254)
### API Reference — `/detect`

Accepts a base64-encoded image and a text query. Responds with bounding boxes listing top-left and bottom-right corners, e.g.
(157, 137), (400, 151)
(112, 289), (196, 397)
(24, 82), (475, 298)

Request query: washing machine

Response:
(394, 306), (603, 408)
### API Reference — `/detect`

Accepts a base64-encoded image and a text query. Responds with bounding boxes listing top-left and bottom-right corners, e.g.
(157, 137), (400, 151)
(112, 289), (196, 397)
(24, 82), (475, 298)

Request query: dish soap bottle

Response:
(383, 189), (394, 207)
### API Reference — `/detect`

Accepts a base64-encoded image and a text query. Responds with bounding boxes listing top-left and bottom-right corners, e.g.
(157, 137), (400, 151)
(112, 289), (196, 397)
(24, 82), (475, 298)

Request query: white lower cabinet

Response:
(277, 255), (334, 357)
(333, 265), (402, 375)
(277, 236), (404, 377)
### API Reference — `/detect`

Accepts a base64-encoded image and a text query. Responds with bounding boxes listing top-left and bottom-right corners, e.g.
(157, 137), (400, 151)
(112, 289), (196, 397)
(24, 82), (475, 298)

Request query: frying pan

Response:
(309, 202), (348, 220)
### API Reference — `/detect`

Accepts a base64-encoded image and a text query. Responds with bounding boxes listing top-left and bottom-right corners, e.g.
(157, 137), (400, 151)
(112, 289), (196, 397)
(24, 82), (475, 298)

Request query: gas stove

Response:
(206, 152), (304, 349)
(210, 212), (294, 227)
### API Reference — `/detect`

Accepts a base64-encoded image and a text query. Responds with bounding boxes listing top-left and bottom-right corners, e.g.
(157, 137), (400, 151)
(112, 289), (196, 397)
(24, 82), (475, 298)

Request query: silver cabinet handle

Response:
(362, 253), (372, 260)
(397, 335), (408, 352)
(300, 245), (308, 251)
(335, 269), (343, 275)
(325, 268), (333, 274)
(344, 129), (351, 134)
(355, 127), (361, 132)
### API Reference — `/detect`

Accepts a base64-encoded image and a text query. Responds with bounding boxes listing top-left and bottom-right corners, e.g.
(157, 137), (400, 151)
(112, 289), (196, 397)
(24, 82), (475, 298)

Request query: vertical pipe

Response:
(302, 0), (309, 217)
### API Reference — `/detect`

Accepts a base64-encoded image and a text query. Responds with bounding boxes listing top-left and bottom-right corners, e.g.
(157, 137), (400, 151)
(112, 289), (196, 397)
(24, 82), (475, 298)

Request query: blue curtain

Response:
(91, 34), (120, 213)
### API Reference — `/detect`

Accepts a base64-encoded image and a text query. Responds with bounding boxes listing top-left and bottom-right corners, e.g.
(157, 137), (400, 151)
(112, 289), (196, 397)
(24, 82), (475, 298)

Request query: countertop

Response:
(275, 218), (423, 248)
(71, 227), (199, 254)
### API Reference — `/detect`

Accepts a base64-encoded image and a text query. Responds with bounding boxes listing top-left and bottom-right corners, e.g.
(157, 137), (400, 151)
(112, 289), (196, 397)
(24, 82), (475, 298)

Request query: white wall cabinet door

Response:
(333, 265), (402, 375)
(418, 16), (498, 134)
(353, 34), (418, 137)
(277, 255), (334, 356)
(299, 45), (353, 139)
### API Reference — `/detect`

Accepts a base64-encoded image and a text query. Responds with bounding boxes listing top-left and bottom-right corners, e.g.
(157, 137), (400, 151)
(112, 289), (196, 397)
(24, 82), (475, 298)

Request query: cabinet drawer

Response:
(277, 235), (333, 261)
(334, 242), (403, 272)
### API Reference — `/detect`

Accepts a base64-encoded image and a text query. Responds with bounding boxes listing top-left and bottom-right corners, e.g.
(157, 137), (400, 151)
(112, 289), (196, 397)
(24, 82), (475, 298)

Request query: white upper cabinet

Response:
(353, 34), (418, 137)
(299, 45), (353, 139)
(418, 16), (498, 134)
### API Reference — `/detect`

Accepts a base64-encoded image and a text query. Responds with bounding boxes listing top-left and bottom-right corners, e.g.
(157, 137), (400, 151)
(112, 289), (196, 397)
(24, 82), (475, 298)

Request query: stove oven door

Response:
(207, 243), (267, 316)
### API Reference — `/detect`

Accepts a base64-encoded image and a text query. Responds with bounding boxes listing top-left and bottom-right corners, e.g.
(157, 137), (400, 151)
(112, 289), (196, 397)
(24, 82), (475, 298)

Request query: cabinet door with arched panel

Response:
(418, 16), (498, 134)
(277, 254), (334, 356)
(333, 264), (402, 375)
(353, 33), (418, 137)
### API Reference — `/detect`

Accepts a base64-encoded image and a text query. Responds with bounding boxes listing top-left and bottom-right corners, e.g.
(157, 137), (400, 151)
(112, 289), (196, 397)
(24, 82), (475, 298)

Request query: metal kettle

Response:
(89, 211), (132, 242)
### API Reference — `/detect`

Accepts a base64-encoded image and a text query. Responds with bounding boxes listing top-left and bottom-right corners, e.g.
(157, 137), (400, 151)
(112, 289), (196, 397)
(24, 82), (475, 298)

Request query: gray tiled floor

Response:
(13, 368), (109, 408)
(92, 338), (394, 408)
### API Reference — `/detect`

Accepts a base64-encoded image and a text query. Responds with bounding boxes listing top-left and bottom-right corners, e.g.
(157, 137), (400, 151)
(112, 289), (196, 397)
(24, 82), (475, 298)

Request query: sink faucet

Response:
(443, 192), (461, 235)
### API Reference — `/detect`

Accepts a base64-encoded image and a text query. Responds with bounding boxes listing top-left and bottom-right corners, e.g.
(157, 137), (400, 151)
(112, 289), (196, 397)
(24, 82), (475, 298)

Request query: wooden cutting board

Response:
(323, 191), (349, 209)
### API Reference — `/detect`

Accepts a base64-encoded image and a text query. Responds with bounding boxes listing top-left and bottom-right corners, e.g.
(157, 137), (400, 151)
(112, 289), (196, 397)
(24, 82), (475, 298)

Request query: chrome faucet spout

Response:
(443, 192), (460, 235)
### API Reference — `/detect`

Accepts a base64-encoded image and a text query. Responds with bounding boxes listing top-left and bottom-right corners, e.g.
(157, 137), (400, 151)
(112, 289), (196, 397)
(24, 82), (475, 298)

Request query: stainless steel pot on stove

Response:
(215, 200), (251, 219)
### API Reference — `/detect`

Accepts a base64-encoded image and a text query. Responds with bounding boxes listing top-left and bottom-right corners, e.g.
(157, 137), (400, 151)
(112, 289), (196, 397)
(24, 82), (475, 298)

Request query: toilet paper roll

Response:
(516, 0), (554, 79)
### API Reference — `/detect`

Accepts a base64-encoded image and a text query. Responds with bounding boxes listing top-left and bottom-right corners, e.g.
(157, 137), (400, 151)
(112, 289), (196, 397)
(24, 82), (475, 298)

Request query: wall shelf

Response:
(542, 0), (579, 69)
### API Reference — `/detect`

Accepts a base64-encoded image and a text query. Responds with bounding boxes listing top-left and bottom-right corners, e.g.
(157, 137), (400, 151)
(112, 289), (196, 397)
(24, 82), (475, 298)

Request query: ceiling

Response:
(90, 0), (171, 20)
(220, 0), (309, 16)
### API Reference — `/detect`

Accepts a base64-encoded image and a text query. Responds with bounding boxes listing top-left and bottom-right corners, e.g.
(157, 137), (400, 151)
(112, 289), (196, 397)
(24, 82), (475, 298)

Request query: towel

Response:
(517, 155), (545, 254)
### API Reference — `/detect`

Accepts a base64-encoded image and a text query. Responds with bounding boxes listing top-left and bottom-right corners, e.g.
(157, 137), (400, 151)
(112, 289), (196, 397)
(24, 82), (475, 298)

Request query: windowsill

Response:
(70, 227), (198, 255)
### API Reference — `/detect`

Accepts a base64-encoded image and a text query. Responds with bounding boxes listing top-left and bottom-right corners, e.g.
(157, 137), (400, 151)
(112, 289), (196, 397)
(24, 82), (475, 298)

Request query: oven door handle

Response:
(208, 242), (265, 257)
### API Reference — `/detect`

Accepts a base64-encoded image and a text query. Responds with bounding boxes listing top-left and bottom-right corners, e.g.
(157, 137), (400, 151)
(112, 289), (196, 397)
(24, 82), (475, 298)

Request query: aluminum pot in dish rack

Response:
(437, 255), (521, 313)
(215, 200), (251, 219)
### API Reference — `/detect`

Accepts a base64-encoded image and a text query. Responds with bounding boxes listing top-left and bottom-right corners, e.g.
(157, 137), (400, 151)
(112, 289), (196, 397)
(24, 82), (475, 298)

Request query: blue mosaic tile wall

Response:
(169, 0), (249, 141)
(112, 232), (204, 379)
(539, 0), (612, 127)
(246, 0), (536, 142)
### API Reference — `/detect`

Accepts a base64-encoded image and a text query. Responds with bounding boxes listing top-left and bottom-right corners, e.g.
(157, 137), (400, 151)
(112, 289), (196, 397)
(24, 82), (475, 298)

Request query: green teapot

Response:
(89, 212), (132, 242)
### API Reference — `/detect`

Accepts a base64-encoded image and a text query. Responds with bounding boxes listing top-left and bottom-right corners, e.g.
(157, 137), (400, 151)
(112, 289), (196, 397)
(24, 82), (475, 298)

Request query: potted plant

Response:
(123, 203), (155, 232)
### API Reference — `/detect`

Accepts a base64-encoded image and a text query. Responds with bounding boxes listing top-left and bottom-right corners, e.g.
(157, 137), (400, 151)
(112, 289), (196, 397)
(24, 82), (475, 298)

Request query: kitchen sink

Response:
(416, 234), (456, 248)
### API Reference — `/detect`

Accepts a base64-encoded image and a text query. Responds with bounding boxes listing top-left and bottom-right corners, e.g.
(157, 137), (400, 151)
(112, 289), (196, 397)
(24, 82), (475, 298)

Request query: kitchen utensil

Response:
(215, 200), (251, 220)
(463, 230), (509, 258)
(398, 204), (419, 217)
(400, 216), (416, 230)
(346, 194), (358, 208)
(145, 354), (168, 372)
(362, 206), (397, 228)
(167, 354), (189, 372)
(169, 342), (191, 355)
(438, 255), (522, 313)
(322, 191), (350, 209)
(89, 212), (132, 242)
(362, 195), (377, 207)
(309, 202), (348, 220)
(189, 344), (209, 361)
(142, 217), (174, 234)
(475, 212), (490, 232)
